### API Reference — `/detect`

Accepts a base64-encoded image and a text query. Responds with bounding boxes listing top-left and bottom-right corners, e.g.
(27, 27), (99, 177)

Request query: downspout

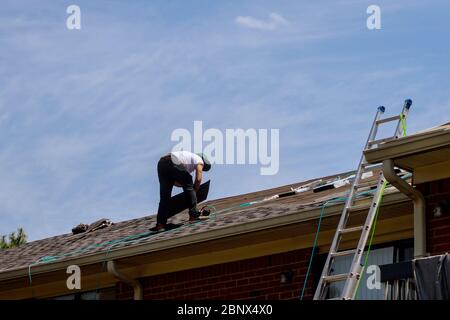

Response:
(107, 260), (143, 300)
(382, 159), (427, 258)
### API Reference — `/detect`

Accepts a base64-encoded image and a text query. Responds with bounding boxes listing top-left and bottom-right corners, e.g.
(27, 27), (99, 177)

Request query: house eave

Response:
(364, 126), (450, 171)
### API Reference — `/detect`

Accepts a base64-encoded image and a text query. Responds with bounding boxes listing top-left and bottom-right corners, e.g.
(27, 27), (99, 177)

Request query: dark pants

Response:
(156, 156), (198, 225)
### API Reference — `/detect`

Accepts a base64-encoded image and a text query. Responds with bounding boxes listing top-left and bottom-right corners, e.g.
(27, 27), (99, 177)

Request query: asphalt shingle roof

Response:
(0, 170), (383, 274)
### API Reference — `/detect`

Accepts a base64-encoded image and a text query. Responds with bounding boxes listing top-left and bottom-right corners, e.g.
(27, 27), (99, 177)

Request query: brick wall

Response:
(116, 248), (315, 300)
(416, 177), (450, 255)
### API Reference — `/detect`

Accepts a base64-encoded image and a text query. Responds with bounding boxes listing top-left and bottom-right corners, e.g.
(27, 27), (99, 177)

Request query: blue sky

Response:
(1, 0), (449, 241)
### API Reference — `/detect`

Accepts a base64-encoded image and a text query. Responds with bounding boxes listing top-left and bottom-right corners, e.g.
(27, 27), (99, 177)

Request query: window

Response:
(328, 246), (394, 300)
(315, 240), (414, 300)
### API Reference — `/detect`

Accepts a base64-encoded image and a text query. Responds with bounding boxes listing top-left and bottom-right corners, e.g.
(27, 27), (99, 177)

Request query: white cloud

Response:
(235, 12), (289, 31)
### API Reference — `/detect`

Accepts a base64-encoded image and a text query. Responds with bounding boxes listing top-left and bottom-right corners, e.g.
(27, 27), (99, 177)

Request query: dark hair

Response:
(198, 153), (211, 171)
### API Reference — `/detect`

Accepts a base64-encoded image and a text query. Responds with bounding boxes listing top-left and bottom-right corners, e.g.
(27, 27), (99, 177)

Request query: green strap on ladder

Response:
(354, 112), (408, 299)
(400, 112), (407, 136)
(354, 180), (388, 299)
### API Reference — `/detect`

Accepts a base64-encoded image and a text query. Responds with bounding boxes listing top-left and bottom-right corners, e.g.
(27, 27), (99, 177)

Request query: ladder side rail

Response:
(341, 106), (385, 238)
(313, 106), (385, 300)
(340, 174), (387, 299)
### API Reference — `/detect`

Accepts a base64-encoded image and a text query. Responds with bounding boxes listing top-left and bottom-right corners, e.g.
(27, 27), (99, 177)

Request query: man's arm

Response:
(194, 164), (203, 191)
(174, 181), (182, 187)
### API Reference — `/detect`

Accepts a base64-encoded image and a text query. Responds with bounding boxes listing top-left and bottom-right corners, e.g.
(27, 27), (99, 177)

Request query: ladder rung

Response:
(376, 115), (401, 125)
(347, 204), (370, 212)
(368, 137), (396, 146)
(331, 249), (357, 258)
(322, 273), (349, 283)
(339, 225), (364, 234)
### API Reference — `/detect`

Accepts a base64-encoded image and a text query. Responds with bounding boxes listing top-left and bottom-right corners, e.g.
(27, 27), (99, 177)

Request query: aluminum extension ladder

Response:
(313, 99), (412, 300)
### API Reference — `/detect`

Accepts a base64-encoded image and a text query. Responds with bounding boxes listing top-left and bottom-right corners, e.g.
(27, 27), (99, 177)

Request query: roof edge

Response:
(364, 126), (450, 163)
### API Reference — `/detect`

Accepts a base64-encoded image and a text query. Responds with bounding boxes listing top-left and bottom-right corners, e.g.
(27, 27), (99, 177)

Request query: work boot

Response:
(149, 223), (166, 232)
(189, 209), (201, 222)
(200, 206), (211, 217)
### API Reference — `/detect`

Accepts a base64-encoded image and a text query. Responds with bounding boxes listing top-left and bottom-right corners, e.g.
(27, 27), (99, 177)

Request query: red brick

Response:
(237, 279), (249, 286)
(430, 225), (450, 238)
(242, 271), (256, 277)
(116, 248), (314, 301)
(431, 243), (450, 255)
(433, 233), (450, 244)
(419, 179), (450, 256)
(266, 293), (280, 300)
(429, 216), (450, 229)
(279, 291), (294, 300)
(248, 276), (262, 285)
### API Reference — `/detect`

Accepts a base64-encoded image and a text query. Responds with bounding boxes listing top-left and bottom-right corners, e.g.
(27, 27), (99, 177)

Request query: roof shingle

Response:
(0, 170), (389, 274)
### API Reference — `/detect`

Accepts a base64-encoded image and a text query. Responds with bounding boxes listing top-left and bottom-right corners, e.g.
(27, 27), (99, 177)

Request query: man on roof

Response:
(150, 150), (211, 232)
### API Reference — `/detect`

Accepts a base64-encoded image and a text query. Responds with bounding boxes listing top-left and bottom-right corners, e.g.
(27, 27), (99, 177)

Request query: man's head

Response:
(198, 153), (211, 171)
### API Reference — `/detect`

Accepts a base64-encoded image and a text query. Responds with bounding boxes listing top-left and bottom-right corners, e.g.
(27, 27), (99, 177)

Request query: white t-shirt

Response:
(170, 151), (204, 173)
